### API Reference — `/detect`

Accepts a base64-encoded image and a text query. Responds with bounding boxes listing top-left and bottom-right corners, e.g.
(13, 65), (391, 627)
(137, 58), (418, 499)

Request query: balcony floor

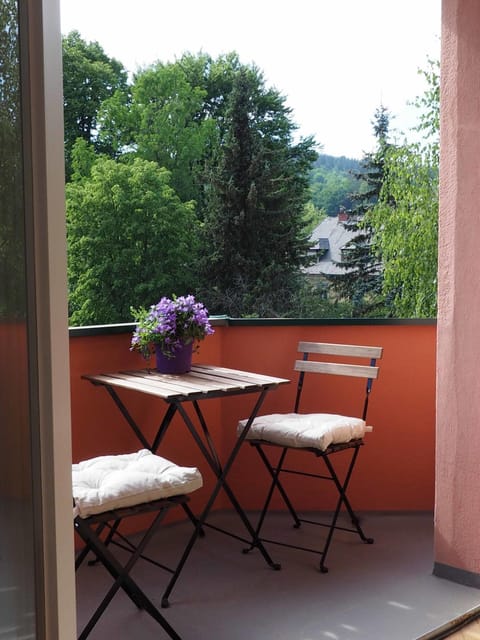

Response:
(75, 511), (480, 640)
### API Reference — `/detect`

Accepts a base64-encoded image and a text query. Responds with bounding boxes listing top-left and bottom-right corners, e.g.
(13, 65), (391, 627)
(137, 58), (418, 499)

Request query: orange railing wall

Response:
(70, 322), (436, 517)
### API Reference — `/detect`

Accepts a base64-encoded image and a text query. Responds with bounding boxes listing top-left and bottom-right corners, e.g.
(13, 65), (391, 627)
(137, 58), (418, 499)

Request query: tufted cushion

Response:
(73, 449), (203, 518)
(238, 413), (370, 451)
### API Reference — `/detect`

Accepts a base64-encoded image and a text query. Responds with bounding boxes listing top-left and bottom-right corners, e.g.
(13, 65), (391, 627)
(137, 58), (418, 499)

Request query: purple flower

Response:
(131, 294), (214, 359)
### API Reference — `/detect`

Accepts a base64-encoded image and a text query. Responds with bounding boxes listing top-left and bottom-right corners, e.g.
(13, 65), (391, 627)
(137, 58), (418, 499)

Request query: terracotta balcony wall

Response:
(69, 319), (436, 524)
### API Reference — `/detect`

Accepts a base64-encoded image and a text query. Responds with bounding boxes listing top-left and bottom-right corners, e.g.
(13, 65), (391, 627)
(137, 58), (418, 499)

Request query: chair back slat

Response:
(294, 360), (380, 379)
(293, 341), (383, 419)
(298, 341), (383, 360)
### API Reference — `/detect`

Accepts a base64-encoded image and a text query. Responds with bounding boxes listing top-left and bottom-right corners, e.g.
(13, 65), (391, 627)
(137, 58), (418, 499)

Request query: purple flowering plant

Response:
(130, 294), (214, 360)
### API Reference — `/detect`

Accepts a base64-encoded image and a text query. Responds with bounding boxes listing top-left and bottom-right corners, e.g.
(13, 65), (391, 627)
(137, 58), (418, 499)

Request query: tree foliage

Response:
(367, 145), (438, 316)
(62, 31), (128, 179)
(309, 155), (360, 216)
(329, 105), (392, 316)
(198, 67), (317, 316)
(366, 59), (439, 317)
(63, 38), (318, 324)
(61, 29), (442, 323)
(66, 149), (199, 325)
(98, 52), (250, 206)
(124, 63), (215, 202)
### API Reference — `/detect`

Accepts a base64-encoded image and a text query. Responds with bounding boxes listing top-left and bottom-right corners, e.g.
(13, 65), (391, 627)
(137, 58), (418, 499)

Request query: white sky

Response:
(59, 0), (441, 159)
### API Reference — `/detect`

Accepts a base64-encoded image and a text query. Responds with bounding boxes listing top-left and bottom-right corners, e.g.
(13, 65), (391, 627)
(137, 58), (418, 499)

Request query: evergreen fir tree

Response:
(198, 67), (317, 317)
(330, 105), (392, 316)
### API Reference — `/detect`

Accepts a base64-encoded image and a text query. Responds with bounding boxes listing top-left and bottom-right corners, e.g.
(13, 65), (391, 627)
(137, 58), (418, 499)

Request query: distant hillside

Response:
(309, 154), (362, 216)
(314, 154), (361, 172)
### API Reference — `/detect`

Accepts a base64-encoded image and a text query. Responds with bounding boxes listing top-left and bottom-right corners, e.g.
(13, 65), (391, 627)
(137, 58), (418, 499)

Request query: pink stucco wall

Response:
(435, 0), (480, 583)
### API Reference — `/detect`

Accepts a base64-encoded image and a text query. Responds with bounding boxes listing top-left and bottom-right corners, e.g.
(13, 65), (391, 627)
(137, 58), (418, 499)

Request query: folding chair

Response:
(73, 449), (203, 640)
(238, 341), (382, 573)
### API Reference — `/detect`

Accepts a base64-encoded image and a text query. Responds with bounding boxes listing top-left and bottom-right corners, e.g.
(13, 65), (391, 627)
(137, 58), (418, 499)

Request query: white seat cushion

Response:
(73, 449), (203, 518)
(238, 413), (369, 451)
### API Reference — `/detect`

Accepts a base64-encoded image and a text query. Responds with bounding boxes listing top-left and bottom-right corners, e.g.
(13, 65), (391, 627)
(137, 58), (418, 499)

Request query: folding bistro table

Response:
(82, 364), (290, 606)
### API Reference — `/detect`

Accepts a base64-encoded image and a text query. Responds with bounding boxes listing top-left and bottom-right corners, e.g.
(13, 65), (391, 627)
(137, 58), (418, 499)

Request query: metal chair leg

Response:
(75, 508), (182, 640)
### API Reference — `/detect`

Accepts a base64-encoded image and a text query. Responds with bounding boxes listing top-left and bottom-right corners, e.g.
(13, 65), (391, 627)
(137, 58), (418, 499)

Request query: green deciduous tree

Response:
(367, 145), (438, 316)
(62, 31), (128, 179)
(97, 52), (247, 206)
(366, 60), (439, 317)
(198, 67), (317, 316)
(128, 62), (215, 203)
(66, 149), (199, 325)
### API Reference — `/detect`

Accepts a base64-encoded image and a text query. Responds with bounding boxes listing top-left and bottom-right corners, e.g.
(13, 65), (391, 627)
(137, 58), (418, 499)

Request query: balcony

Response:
(70, 320), (480, 639)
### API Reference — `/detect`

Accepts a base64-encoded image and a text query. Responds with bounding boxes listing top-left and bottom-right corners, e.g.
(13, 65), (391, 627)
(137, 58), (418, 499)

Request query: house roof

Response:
(305, 215), (358, 276)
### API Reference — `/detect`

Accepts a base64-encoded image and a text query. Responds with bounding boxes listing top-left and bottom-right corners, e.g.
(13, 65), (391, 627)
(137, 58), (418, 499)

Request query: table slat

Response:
(83, 365), (290, 401)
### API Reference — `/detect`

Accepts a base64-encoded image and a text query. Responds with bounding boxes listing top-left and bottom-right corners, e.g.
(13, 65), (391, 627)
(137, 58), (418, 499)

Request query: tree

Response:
(366, 60), (439, 317)
(168, 51), (244, 122)
(66, 148), (199, 325)
(65, 51), (318, 320)
(198, 67), (317, 316)
(309, 164), (359, 216)
(127, 62), (216, 203)
(329, 105), (393, 316)
(97, 51), (248, 206)
(62, 31), (128, 179)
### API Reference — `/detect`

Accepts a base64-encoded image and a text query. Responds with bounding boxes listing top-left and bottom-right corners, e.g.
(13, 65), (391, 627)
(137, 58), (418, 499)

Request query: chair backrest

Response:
(293, 342), (383, 420)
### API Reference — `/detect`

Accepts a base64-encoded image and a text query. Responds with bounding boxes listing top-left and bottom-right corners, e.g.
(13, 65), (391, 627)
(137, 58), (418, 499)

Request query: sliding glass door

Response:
(0, 0), (39, 637)
(0, 0), (75, 637)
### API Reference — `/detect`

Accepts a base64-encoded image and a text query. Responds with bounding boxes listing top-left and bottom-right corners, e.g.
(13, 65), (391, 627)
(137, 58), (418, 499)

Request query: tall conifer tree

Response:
(330, 105), (392, 315)
(198, 68), (317, 317)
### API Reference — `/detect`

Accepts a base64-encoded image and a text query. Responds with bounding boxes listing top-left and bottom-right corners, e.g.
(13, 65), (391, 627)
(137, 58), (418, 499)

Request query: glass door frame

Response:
(19, 0), (76, 637)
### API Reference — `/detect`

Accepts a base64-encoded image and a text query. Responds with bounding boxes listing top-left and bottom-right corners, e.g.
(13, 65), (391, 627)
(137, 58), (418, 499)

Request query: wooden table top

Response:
(83, 364), (290, 402)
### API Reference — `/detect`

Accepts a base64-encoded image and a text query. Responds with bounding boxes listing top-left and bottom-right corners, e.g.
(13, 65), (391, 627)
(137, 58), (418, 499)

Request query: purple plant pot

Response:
(155, 341), (193, 374)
